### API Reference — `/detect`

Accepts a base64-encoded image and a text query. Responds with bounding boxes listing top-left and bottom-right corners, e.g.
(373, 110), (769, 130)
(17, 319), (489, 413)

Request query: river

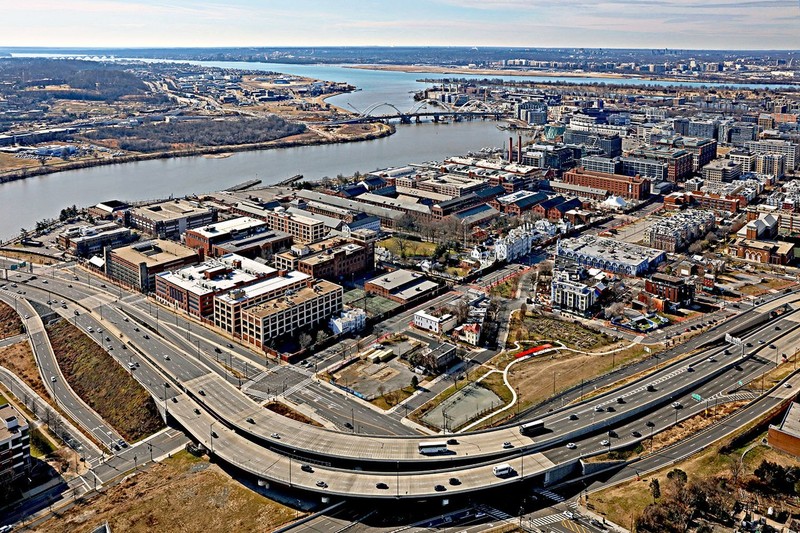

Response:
(1, 58), (794, 240)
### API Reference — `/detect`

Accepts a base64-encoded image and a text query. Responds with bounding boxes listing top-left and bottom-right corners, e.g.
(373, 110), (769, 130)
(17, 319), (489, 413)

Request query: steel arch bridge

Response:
(359, 99), (501, 118)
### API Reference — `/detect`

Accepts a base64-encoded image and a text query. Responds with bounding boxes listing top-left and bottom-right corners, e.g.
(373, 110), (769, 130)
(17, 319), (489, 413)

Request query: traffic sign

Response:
(691, 393), (703, 402)
(725, 333), (743, 346)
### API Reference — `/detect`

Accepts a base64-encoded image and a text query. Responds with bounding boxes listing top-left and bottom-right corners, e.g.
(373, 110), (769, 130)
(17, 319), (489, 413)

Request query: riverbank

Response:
(346, 64), (633, 79)
(0, 122), (394, 185)
(346, 63), (800, 87)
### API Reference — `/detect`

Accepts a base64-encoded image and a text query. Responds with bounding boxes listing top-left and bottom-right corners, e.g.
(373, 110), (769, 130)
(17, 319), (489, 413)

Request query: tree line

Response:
(83, 116), (306, 153)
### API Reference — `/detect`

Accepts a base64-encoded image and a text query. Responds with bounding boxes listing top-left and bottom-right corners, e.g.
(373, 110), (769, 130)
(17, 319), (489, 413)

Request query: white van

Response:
(492, 463), (513, 477)
(87, 326), (94, 333)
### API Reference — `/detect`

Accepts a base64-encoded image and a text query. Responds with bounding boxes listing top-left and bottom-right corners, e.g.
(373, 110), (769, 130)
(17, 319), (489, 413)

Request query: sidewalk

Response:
(575, 500), (629, 533)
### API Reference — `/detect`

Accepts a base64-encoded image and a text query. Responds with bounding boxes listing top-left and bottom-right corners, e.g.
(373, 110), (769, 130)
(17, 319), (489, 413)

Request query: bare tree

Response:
(396, 213), (418, 234)
(537, 260), (554, 278)
(298, 332), (313, 350)
(604, 302), (626, 320)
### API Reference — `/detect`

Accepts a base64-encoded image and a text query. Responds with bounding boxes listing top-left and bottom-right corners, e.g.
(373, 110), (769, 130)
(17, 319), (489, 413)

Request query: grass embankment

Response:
(0, 301), (24, 339)
(266, 402), (323, 427)
(29, 427), (57, 458)
(32, 451), (300, 533)
(0, 248), (59, 265)
(591, 396), (800, 530)
(745, 353), (799, 392)
(46, 319), (163, 442)
(0, 342), (52, 406)
(591, 433), (798, 529)
(477, 344), (653, 429)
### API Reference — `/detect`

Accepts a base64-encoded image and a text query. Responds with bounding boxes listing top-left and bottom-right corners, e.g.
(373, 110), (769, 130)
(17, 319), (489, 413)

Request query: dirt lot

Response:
(738, 277), (795, 296)
(32, 451), (300, 533)
(46, 319), (163, 442)
(507, 313), (615, 350)
(335, 356), (417, 401)
(266, 402), (323, 427)
(0, 301), (23, 339)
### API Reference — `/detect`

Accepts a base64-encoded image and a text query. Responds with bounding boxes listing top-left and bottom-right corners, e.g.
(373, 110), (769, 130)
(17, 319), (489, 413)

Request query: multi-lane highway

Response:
(4, 262), (799, 501)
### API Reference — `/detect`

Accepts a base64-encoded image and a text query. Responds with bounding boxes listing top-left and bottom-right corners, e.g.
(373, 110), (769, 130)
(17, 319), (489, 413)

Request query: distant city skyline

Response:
(3, 0), (800, 50)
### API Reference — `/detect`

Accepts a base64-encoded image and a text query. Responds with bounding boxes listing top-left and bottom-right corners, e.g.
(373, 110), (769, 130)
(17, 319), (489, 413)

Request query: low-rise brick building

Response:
(562, 168), (650, 200)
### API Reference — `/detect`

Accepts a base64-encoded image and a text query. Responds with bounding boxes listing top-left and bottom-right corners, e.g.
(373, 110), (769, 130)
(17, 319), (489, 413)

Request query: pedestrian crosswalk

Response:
(533, 487), (565, 503)
(476, 504), (513, 522)
(526, 513), (564, 527)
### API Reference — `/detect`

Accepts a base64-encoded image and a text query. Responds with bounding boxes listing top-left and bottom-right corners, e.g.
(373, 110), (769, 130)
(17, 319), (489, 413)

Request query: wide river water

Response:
(1, 59), (794, 240)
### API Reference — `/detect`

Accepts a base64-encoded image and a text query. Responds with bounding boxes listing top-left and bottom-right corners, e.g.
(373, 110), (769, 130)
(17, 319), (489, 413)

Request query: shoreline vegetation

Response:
(345, 63), (799, 86)
(347, 63), (631, 79)
(0, 121), (394, 184)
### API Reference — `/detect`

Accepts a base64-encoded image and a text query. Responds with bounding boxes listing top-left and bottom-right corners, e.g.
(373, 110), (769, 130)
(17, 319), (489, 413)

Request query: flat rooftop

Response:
(214, 229), (292, 253)
(496, 190), (542, 204)
(367, 269), (428, 291)
(0, 404), (27, 442)
(191, 217), (265, 238)
(301, 243), (364, 266)
(244, 280), (342, 319)
(159, 254), (276, 296)
(558, 235), (665, 266)
(112, 239), (198, 267)
(775, 402), (800, 438)
(131, 199), (212, 222)
(216, 271), (310, 304)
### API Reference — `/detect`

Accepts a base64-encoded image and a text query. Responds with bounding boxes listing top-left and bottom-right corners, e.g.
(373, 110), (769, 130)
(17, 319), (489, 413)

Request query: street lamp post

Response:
(163, 382), (170, 415)
(210, 421), (216, 454)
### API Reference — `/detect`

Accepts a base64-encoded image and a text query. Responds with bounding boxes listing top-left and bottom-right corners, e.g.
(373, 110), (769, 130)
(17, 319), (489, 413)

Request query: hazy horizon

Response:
(3, 0), (800, 51)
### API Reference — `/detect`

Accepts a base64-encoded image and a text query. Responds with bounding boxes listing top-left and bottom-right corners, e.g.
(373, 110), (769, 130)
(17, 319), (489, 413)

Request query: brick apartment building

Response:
(639, 273), (695, 312)
(105, 239), (200, 292)
(241, 279), (343, 349)
(628, 146), (693, 182)
(563, 168), (650, 200)
(128, 199), (215, 239)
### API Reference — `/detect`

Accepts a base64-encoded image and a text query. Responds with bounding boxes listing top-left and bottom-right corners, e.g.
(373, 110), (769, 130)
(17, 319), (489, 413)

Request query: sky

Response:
(3, 0), (800, 50)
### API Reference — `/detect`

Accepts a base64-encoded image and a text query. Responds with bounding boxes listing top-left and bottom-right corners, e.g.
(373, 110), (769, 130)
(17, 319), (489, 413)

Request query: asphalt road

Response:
(15, 266), (799, 469)
(5, 260), (798, 504)
(0, 290), (124, 453)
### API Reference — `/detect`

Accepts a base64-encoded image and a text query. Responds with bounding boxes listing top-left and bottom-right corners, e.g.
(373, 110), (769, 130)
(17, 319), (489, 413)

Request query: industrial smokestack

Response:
(509, 137), (513, 163)
(517, 134), (522, 163)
